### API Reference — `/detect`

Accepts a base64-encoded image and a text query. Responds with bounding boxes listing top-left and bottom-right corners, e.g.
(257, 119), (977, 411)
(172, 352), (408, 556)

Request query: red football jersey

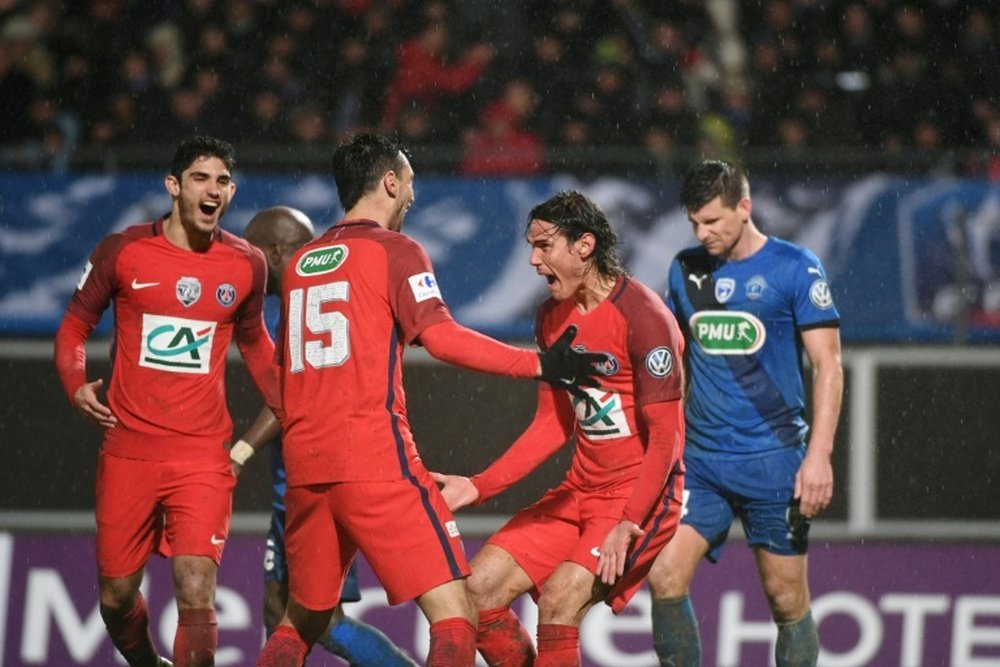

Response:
(536, 275), (686, 492)
(278, 220), (453, 486)
(58, 218), (276, 462)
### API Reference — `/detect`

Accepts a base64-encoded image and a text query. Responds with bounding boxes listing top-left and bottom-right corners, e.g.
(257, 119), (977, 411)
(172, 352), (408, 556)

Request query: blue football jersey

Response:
(263, 295), (287, 511)
(666, 237), (839, 458)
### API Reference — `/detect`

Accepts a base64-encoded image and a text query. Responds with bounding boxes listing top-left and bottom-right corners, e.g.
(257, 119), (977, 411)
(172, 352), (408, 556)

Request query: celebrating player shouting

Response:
(255, 134), (605, 667)
(54, 136), (280, 667)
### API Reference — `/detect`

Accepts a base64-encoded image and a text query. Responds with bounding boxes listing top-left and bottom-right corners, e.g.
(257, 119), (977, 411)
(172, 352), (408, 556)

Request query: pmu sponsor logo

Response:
(139, 313), (216, 374)
(690, 310), (766, 355)
(296, 245), (348, 276)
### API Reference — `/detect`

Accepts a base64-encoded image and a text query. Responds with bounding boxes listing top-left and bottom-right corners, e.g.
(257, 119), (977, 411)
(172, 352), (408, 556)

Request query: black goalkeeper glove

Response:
(537, 325), (608, 394)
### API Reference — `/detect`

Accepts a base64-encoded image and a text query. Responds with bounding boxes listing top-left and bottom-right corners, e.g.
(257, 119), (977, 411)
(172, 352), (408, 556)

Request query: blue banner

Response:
(2, 172), (999, 342)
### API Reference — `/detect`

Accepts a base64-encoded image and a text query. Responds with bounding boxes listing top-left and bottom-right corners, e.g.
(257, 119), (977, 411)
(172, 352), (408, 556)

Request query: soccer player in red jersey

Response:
(433, 190), (687, 666)
(255, 134), (605, 667)
(54, 136), (280, 667)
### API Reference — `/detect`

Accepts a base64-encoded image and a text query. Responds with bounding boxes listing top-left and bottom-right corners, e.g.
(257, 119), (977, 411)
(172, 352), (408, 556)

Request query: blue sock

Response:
(319, 614), (417, 666)
(651, 595), (701, 667)
(776, 611), (818, 667)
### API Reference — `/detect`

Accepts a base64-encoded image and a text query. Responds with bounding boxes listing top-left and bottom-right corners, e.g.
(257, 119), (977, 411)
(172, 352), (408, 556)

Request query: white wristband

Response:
(230, 440), (255, 466)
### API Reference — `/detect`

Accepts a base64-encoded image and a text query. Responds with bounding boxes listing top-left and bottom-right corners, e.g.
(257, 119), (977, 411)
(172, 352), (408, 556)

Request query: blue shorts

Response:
(680, 446), (809, 562)
(264, 508), (361, 603)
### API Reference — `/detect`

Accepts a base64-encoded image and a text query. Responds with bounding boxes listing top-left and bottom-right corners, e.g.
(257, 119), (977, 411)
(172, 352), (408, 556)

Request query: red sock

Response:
(101, 591), (160, 666)
(256, 625), (309, 667)
(174, 608), (217, 667)
(477, 607), (536, 666)
(535, 624), (579, 667)
(428, 617), (477, 667)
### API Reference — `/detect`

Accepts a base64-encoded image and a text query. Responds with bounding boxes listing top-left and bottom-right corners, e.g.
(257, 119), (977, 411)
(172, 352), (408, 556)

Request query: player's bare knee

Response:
(765, 585), (809, 623)
(98, 581), (138, 612)
(647, 555), (693, 599)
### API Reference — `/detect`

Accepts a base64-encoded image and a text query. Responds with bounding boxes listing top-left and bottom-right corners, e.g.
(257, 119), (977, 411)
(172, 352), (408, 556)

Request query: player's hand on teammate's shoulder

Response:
(430, 471), (479, 512)
(537, 325), (609, 397)
(73, 378), (117, 429)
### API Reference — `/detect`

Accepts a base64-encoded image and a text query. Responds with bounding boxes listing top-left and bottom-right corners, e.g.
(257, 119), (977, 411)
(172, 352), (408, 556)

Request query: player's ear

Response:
(575, 232), (596, 260)
(738, 196), (752, 222)
(383, 170), (398, 198)
(165, 174), (180, 197)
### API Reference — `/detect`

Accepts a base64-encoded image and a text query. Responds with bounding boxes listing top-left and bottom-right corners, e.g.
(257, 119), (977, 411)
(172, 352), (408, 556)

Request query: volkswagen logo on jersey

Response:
(176, 276), (201, 307)
(715, 277), (735, 303)
(810, 279), (835, 309)
(645, 346), (675, 378)
(216, 282), (236, 307)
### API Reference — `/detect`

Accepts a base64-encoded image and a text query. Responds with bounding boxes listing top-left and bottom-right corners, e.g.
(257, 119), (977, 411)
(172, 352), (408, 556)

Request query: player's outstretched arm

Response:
(420, 320), (605, 390)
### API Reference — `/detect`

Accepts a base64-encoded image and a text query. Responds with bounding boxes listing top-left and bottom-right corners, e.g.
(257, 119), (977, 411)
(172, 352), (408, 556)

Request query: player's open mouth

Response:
(199, 201), (220, 216)
(545, 275), (556, 285)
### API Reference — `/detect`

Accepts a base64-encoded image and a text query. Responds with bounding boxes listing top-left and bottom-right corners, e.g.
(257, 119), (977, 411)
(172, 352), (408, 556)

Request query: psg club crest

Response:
(176, 276), (202, 307)
(715, 278), (736, 303)
(216, 283), (237, 307)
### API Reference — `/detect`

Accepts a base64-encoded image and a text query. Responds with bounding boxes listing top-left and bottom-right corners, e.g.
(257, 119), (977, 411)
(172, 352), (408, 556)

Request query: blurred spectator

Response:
(380, 19), (494, 136)
(0, 40), (38, 144)
(239, 86), (290, 143)
(146, 22), (185, 90)
(645, 81), (699, 147)
(520, 32), (582, 144)
(460, 78), (543, 176)
(393, 100), (437, 149)
(288, 101), (330, 145)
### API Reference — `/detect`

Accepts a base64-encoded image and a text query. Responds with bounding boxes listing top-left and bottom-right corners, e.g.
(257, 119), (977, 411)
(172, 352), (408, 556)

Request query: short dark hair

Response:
(332, 133), (410, 211)
(681, 159), (749, 212)
(526, 190), (623, 279)
(170, 135), (236, 179)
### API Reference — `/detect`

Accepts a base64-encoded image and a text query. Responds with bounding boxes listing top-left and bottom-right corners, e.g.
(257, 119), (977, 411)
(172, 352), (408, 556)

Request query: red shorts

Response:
(95, 450), (236, 578)
(487, 477), (682, 613)
(284, 468), (469, 610)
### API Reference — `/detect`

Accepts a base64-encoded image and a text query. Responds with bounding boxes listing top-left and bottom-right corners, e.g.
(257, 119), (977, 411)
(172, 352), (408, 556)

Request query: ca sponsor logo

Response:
(445, 520), (460, 538)
(139, 313), (216, 374)
(690, 310), (766, 355)
(572, 388), (632, 440)
(297, 245), (349, 276)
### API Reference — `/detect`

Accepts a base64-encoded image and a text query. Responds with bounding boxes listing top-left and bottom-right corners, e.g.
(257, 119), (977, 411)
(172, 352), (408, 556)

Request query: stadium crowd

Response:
(1, 0), (998, 176)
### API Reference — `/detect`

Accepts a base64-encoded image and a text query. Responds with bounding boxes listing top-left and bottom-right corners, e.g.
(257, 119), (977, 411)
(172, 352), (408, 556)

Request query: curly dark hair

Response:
(680, 159), (750, 212)
(526, 190), (623, 279)
(332, 133), (411, 211)
(170, 135), (235, 179)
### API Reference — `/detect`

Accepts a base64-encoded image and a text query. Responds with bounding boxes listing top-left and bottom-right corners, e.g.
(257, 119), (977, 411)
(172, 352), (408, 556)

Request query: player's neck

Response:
(163, 213), (214, 252)
(573, 273), (617, 313)
(727, 223), (767, 262)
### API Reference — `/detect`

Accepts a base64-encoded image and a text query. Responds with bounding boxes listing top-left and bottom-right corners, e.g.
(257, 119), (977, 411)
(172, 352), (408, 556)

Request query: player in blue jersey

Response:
(233, 206), (416, 666)
(647, 161), (844, 667)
